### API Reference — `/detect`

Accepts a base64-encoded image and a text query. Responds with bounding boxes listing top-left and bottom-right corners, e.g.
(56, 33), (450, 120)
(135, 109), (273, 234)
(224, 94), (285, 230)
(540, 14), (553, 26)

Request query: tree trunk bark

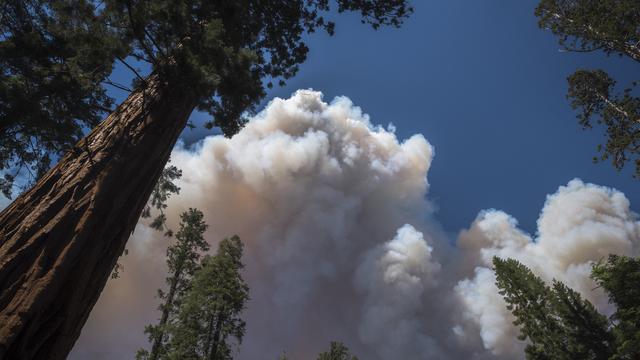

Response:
(0, 73), (196, 360)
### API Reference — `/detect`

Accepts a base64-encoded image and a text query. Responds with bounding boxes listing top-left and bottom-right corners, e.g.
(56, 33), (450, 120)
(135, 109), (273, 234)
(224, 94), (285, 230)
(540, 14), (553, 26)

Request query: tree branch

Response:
(116, 55), (145, 82)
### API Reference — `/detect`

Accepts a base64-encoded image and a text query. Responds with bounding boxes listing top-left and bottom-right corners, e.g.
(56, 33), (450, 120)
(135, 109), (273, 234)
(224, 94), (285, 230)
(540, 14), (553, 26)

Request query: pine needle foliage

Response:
(166, 235), (249, 360)
(494, 256), (640, 360)
(137, 208), (210, 360)
(535, 0), (640, 178)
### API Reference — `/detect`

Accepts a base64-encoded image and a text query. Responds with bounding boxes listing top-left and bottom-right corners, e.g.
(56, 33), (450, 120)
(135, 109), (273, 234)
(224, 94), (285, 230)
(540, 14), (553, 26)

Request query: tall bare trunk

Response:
(0, 74), (196, 360)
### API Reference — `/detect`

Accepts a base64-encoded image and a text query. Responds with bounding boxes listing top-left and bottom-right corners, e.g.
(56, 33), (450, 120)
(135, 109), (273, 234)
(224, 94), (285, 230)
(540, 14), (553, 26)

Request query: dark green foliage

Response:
(316, 342), (360, 360)
(103, 0), (414, 136)
(137, 208), (210, 360)
(493, 256), (640, 360)
(167, 235), (249, 360)
(535, 0), (640, 58)
(535, 0), (640, 177)
(567, 70), (640, 177)
(1, 1), (412, 198)
(0, 0), (127, 197)
(592, 255), (640, 359)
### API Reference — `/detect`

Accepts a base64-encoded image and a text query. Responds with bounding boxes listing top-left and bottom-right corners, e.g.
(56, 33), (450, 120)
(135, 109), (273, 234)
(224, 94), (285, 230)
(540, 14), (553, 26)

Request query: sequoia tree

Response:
(535, 0), (640, 177)
(0, 1), (413, 359)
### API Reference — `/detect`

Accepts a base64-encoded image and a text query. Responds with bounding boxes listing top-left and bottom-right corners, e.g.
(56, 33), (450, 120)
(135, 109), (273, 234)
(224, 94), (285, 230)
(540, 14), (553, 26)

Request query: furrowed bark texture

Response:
(0, 74), (195, 360)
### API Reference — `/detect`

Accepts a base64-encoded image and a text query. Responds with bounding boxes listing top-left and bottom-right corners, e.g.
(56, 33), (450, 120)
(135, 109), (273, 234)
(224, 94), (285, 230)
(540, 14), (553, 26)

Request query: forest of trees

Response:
(0, 0), (638, 359)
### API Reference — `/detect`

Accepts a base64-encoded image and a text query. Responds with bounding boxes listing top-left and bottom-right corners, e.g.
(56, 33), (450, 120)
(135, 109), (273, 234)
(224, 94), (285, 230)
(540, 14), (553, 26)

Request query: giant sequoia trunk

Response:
(0, 74), (196, 359)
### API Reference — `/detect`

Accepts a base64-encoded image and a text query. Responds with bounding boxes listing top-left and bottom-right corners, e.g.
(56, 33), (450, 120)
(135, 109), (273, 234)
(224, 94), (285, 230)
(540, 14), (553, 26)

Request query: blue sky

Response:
(110, 0), (639, 236)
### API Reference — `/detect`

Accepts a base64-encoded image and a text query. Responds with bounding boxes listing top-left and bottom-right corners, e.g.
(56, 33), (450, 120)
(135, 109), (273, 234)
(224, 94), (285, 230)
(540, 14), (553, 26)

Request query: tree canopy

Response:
(0, 0), (127, 197)
(494, 255), (640, 359)
(0, 0), (413, 197)
(535, 0), (640, 178)
(137, 208), (210, 360)
(166, 235), (249, 360)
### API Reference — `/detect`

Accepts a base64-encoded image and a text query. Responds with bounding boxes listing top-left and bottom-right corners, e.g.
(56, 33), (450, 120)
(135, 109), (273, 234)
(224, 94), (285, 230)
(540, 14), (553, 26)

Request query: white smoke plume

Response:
(69, 91), (640, 360)
(355, 224), (444, 359)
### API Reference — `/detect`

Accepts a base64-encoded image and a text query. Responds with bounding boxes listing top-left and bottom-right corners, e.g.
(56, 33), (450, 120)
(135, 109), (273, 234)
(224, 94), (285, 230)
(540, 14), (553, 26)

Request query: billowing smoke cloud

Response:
(355, 224), (444, 359)
(70, 91), (640, 360)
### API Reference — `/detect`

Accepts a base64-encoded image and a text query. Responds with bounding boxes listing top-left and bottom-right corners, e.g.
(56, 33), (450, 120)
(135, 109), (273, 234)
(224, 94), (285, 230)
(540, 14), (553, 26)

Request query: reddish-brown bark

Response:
(0, 74), (195, 359)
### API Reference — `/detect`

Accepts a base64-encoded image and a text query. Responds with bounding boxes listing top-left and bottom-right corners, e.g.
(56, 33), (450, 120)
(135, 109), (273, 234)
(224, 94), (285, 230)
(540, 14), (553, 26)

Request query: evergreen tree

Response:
(0, 2), (413, 358)
(591, 255), (640, 359)
(167, 235), (249, 360)
(535, 0), (640, 177)
(137, 208), (209, 360)
(0, 0), (127, 197)
(493, 256), (640, 359)
(316, 342), (359, 360)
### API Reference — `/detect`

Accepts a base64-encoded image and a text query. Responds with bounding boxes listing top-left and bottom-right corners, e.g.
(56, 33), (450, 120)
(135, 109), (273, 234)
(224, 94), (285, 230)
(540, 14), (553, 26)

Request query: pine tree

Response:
(0, 2), (413, 358)
(167, 236), (249, 360)
(316, 342), (359, 360)
(535, 0), (640, 177)
(137, 208), (209, 360)
(591, 255), (640, 359)
(492, 256), (639, 359)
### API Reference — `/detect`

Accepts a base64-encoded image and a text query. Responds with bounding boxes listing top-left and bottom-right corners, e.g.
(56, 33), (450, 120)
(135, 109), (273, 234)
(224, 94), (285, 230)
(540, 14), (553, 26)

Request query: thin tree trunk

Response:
(203, 313), (215, 359)
(0, 73), (196, 360)
(149, 266), (183, 360)
(209, 311), (225, 360)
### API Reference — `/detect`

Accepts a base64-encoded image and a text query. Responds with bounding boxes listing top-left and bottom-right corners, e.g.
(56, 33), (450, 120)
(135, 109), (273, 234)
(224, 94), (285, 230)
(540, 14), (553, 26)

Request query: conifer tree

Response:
(494, 256), (640, 359)
(167, 236), (249, 360)
(591, 255), (640, 359)
(137, 208), (209, 360)
(0, 2), (413, 358)
(535, 0), (640, 177)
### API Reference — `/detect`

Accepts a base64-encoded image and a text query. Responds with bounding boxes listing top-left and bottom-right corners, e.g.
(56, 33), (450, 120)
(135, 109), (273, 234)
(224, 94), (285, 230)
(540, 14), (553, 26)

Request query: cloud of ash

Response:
(69, 90), (640, 360)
